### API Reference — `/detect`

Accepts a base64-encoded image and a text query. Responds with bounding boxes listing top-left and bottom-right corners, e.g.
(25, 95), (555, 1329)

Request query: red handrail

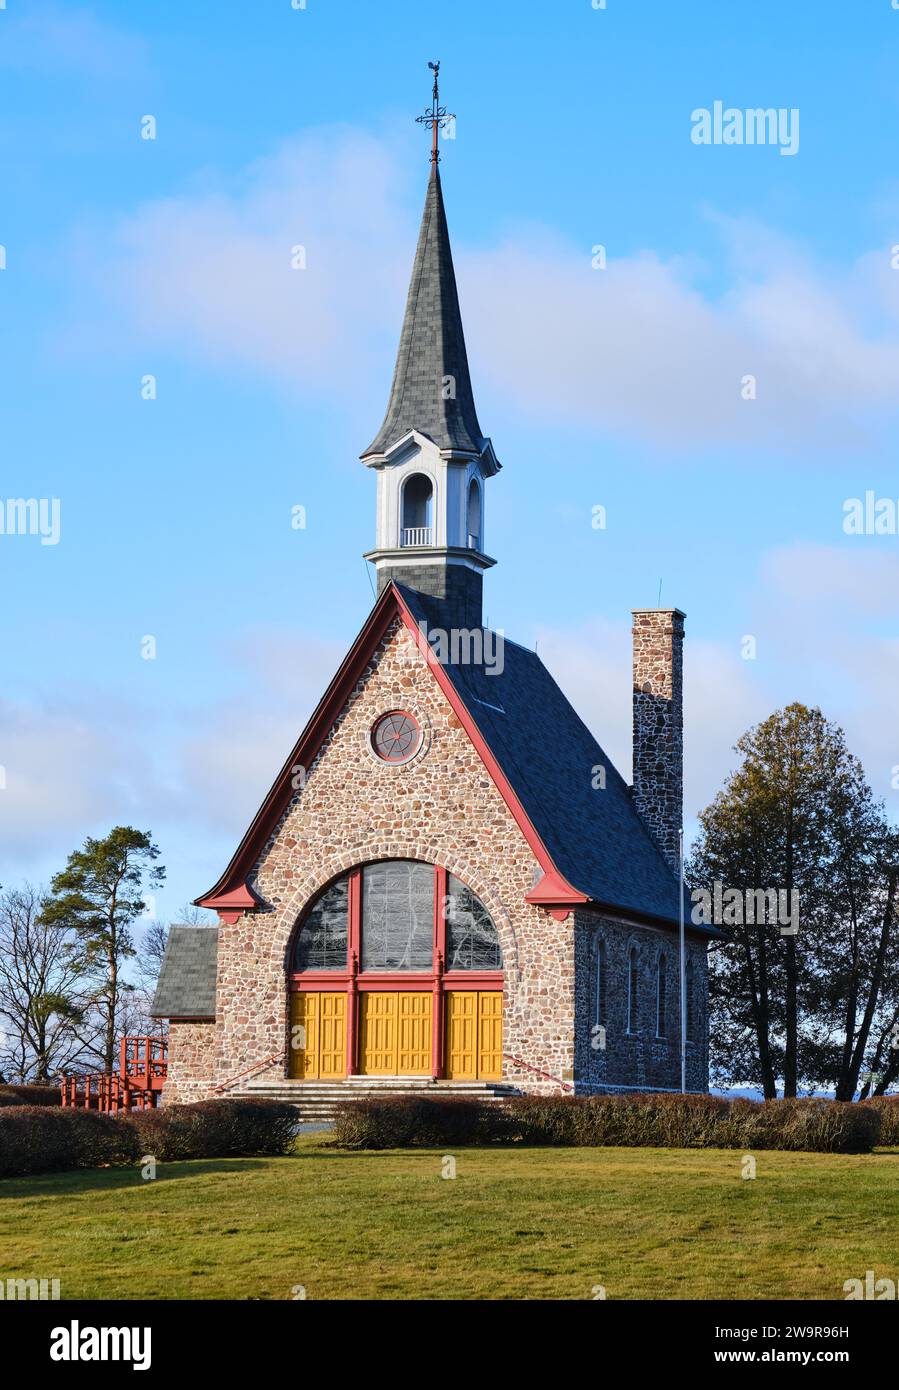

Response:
(502, 1052), (574, 1093)
(211, 1052), (283, 1095)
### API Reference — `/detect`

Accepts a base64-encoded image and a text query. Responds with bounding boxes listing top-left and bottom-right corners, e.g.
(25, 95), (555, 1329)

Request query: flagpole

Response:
(679, 826), (686, 1094)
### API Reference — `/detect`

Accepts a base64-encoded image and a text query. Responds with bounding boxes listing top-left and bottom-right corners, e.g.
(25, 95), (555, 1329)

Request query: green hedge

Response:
(0, 1098), (300, 1178)
(865, 1096), (899, 1146)
(0, 1084), (62, 1108)
(0, 1107), (140, 1177)
(128, 1098), (299, 1162)
(331, 1096), (512, 1150)
(332, 1092), (883, 1153)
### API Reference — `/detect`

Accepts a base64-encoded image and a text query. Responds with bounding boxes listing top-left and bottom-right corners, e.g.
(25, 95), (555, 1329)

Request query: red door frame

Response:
(288, 862), (502, 1080)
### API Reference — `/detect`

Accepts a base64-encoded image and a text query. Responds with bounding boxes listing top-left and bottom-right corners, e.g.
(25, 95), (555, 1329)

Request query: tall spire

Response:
(362, 64), (495, 465)
(360, 64), (500, 632)
(361, 165), (490, 460)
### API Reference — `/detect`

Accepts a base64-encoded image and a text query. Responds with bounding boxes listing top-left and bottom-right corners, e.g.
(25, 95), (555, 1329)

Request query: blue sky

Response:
(2, 0), (899, 921)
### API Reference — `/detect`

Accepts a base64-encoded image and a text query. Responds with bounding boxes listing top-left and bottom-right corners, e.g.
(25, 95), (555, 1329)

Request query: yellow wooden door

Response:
(445, 992), (478, 1079)
(318, 993), (346, 1078)
(477, 993), (503, 1079)
(289, 993), (346, 1079)
(360, 993), (396, 1074)
(289, 992), (319, 1079)
(397, 993), (432, 1074)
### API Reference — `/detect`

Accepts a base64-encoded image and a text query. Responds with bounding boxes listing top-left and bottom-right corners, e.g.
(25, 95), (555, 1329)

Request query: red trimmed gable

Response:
(196, 582), (586, 923)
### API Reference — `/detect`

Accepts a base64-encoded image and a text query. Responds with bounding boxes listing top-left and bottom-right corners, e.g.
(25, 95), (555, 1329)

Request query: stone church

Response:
(152, 132), (714, 1105)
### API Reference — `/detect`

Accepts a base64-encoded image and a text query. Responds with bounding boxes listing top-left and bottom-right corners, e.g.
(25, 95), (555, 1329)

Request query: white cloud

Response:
(71, 127), (899, 453)
(177, 628), (346, 831)
(535, 618), (767, 825)
(0, 696), (159, 865)
(534, 542), (899, 831)
(761, 543), (899, 618)
(93, 129), (410, 391)
(0, 4), (149, 80)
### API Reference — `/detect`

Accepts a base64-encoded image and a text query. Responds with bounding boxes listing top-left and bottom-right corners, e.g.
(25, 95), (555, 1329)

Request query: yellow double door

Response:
(290, 989), (502, 1080)
(444, 991), (503, 1080)
(359, 992), (432, 1075)
(289, 992), (346, 1079)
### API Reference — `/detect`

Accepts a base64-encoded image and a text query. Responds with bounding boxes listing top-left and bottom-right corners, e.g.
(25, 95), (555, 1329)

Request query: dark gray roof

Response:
(150, 926), (218, 1019)
(362, 167), (489, 460)
(397, 585), (711, 934)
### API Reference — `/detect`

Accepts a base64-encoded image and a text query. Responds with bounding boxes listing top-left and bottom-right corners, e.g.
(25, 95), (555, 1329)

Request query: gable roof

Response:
(397, 586), (698, 931)
(150, 926), (218, 1019)
(196, 582), (712, 936)
(361, 166), (492, 462)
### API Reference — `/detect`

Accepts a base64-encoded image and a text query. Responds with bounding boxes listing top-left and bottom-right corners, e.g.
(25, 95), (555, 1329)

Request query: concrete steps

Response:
(235, 1076), (521, 1125)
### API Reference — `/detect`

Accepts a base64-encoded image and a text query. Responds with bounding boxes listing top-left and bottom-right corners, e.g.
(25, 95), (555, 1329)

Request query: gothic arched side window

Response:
(445, 874), (502, 970)
(686, 959), (696, 1041)
(593, 936), (606, 1027)
(656, 954), (667, 1038)
(627, 945), (639, 1034)
(293, 873), (350, 971)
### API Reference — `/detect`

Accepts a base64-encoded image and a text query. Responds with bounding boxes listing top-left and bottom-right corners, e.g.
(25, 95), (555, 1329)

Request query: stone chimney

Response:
(631, 608), (685, 872)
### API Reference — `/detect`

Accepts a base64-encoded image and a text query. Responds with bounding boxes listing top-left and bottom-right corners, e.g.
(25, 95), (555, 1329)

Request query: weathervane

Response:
(416, 60), (454, 165)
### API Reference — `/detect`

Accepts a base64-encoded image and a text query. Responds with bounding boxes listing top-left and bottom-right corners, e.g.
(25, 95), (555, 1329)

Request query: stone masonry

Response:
(631, 609), (685, 872)
(573, 910), (709, 1092)
(164, 1021), (217, 1105)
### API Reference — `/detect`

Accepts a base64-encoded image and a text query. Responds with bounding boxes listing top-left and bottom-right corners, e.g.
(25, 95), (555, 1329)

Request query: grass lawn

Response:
(1, 1137), (897, 1300)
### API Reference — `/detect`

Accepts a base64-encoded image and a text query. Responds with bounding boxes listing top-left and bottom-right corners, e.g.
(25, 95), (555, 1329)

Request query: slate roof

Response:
(150, 926), (218, 1019)
(361, 166), (490, 460)
(397, 585), (709, 934)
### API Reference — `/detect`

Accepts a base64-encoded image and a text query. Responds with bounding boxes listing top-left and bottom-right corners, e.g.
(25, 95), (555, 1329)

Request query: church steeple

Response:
(362, 164), (489, 461)
(361, 63), (499, 631)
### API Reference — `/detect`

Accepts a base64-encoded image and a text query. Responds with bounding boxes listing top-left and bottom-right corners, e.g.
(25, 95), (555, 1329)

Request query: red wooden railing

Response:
(60, 1036), (168, 1113)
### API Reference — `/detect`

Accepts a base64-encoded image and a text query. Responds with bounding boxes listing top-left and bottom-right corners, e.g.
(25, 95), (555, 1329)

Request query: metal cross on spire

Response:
(415, 60), (454, 166)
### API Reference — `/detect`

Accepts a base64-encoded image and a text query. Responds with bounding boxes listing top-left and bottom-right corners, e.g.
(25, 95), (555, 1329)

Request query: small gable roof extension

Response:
(150, 926), (218, 1019)
(195, 581), (710, 935)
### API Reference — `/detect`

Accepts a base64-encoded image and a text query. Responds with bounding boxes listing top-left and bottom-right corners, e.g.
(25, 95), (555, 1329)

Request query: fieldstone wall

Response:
(631, 608), (684, 872)
(162, 1021), (217, 1104)
(186, 615), (577, 1098)
(573, 908), (709, 1093)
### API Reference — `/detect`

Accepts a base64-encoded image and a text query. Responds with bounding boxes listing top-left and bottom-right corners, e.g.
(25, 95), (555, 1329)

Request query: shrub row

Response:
(866, 1096), (899, 1146)
(0, 1098), (299, 1179)
(332, 1092), (885, 1153)
(0, 1083), (62, 1108)
(0, 1107), (141, 1177)
(129, 1099), (300, 1162)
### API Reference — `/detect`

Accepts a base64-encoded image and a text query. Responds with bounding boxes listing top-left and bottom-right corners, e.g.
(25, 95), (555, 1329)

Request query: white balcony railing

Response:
(401, 527), (433, 547)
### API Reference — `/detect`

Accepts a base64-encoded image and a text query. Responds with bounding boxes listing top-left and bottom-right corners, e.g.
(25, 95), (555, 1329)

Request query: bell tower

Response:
(361, 63), (500, 631)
